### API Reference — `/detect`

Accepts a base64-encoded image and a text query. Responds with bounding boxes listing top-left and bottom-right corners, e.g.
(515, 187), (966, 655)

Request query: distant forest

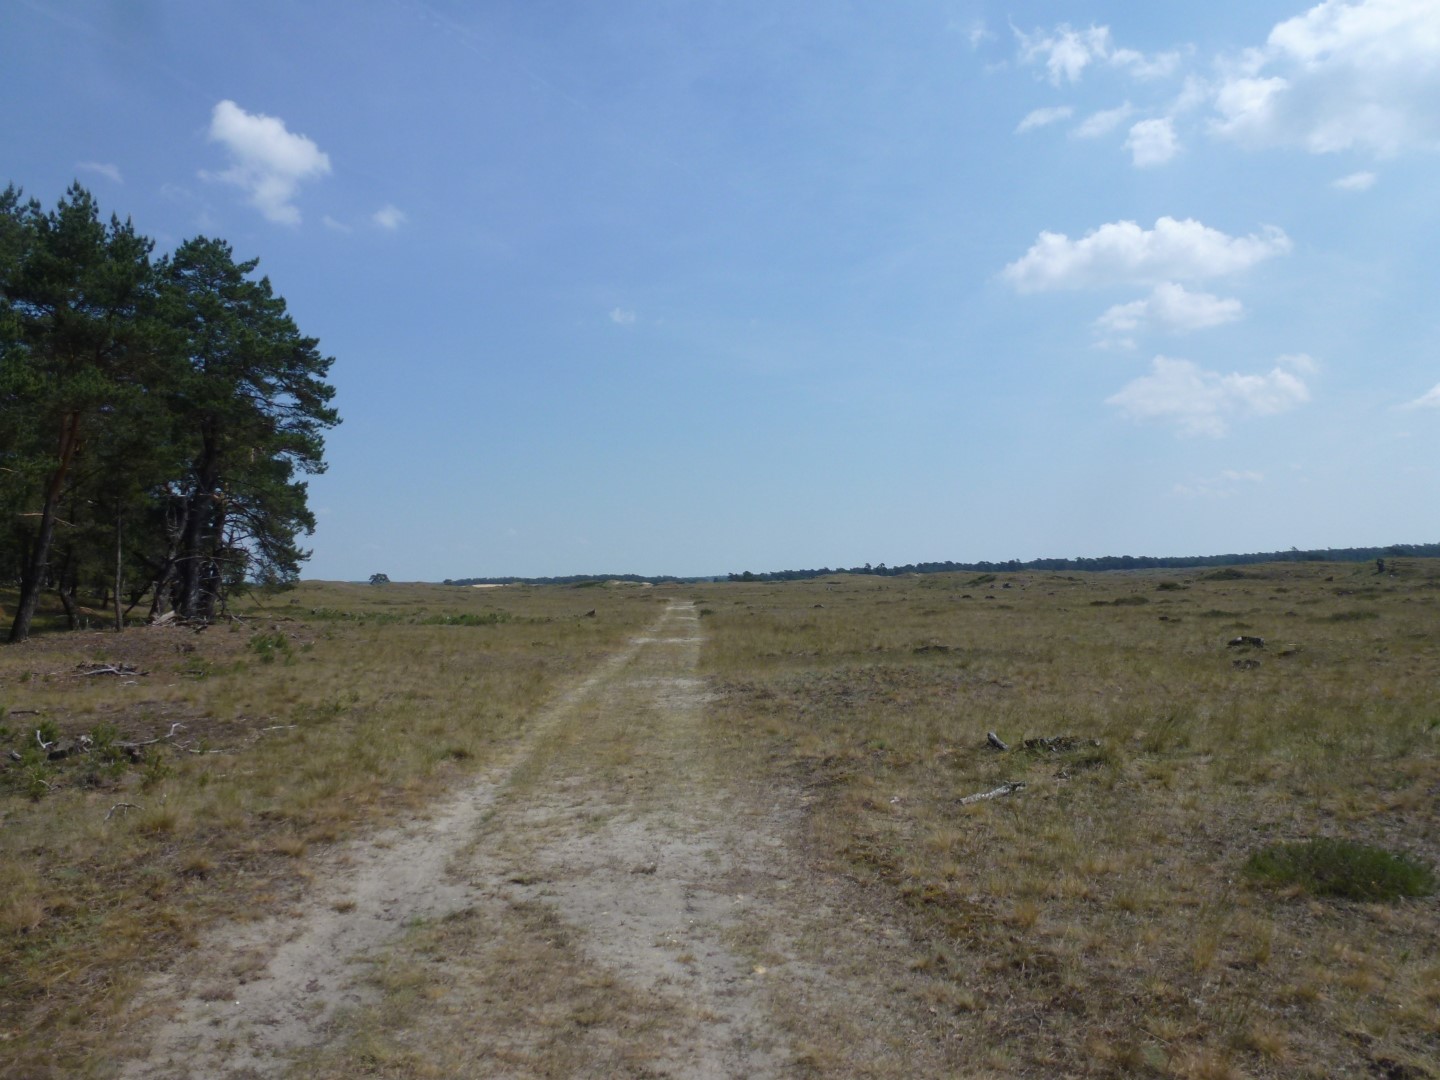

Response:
(442, 542), (1439, 588)
(723, 543), (1440, 583)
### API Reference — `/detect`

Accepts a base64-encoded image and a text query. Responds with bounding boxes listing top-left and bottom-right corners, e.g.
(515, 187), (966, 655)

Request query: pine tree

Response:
(153, 237), (338, 618)
(2, 184), (162, 642)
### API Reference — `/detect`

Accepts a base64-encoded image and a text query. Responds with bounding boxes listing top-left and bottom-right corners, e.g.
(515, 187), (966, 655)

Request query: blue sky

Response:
(3, 0), (1437, 579)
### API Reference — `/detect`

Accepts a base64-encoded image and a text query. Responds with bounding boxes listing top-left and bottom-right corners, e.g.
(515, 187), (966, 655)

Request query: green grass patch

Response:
(1244, 838), (1435, 901)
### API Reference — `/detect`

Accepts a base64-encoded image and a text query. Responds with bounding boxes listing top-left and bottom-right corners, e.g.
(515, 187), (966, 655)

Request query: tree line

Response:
(727, 543), (1440, 582)
(0, 183), (338, 642)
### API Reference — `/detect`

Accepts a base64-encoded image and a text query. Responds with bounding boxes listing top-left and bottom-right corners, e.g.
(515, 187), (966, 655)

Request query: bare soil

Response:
(117, 601), (960, 1078)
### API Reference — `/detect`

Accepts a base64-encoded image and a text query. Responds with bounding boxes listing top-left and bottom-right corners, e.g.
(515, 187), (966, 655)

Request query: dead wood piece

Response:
(77, 663), (147, 678)
(986, 731), (1010, 751)
(105, 802), (141, 821)
(117, 722), (187, 756)
(959, 781), (1026, 806)
(1227, 635), (1265, 649)
(1022, 735), (1099, 753)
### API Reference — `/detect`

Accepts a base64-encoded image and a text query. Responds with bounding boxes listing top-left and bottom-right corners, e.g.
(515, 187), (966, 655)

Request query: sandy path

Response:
(121, 601), (960, 1078)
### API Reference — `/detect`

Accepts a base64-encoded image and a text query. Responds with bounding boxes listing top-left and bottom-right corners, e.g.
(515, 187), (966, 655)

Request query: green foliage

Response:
(138, 750), (173, 791)
(1091, 595), (1150, 607)
(1202, 568), (1251, 581)
(1325, 609), (1380, 622)
(422, 611), (511, 626)
(1, 184), (339, 640)
(1156, 581), (1187, 591)
(1245, 838), (1435, 901)
(248, 630), (293, 663)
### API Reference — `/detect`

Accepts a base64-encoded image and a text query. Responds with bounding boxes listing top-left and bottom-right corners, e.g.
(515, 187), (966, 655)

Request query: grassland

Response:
(691, 561), (1440, 1077)
(2, 563), (1437, 1078)
(0, 580), (666, 1078)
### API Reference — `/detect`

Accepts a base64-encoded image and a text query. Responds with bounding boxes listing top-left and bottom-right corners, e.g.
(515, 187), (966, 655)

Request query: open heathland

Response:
(1, 562), (1437, 1078)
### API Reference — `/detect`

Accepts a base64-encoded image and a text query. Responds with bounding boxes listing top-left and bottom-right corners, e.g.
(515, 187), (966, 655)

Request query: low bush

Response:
(1244, 838), (1435, 901)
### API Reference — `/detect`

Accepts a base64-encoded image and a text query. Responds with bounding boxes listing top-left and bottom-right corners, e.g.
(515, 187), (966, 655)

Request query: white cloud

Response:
(77, 161), (122, 184)
(1401, 382), (1440, 408)
(1172, 469), (1266, 498)
(1073, 103), (1135, 138)
(1210, 0), (1440, 156)
(372, 204), (407, 230)
(966, 21), (994, 49)
(202, 100), (331, 225)
(1332, 169), (1378, 190)
(1108, 355), (1311, 437)
(609, 308), (636, 325)
(1003, 216), (1291, 293)
(1111, 48), (1182, 81)
(1016, 106), (1074, 133)
(1016, 24), (1112, 84)
(322, 215), (352, 233)
(1015, 23), (1180, 86)
(1276, 352), (1318, 376)
(1125, 117), (1180, 165)
(1095, 283), (1243, 344)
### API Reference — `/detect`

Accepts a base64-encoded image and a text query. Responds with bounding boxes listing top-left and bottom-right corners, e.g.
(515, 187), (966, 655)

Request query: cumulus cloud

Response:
(1107, 355), (1312, 437)
(1333, 169), (1378, 190)
(1095, 283), (1243, 345)
(202, 100), (331, 225)
(1210, 0), (1440, 156)
(1003, 216), (1291, 293)
(1401, 382), (1440, 408)
(1016, 23), (1179, 85)
(77, 161), (123, 184)
(1126, 117), (1181, 166)
(1073, 103), (1135, 138)
(372, 204), (407, 230)
(1016, 105), (1074, 133)
(609, 308), (636, 325)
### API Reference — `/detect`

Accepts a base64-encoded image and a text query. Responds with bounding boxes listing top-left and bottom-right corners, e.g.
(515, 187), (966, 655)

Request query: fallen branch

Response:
(117, 722), (187, 758)
(77, 663), (147, 678)
(986, 731), (1010, 751)
(105, 802), (141, 821)
(959, 781), (1026, 806)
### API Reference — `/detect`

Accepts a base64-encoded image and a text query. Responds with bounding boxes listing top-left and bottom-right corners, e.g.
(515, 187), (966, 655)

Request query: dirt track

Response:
(121, 601), (959, 1078)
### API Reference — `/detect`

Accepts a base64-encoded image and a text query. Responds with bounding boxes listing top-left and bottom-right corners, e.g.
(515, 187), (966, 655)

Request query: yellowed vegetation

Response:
(0, 580), (664, 1077)
(693, 562), (1440, 1078)
(3, 563), (1438, 1078)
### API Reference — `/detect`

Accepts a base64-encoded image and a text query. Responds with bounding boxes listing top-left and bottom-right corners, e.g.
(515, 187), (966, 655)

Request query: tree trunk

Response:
(57, 575), (78, 630)
(177, 440), (220, 619)
(113, 506), (124, 632)
(9, 413), (81, 643)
